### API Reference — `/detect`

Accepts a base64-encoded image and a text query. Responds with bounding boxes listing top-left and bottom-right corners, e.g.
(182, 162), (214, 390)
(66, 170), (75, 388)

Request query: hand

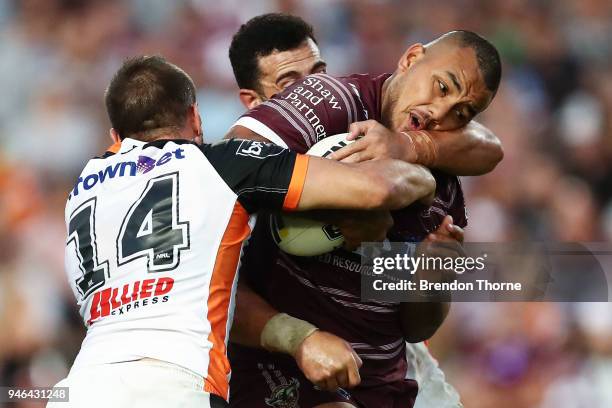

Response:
(329, 120), (417, 163)
(294, 330), (363, 391)
(337, 211), (394, 251)
(425, 215), (464, 244)
(414, 215), (466, 283)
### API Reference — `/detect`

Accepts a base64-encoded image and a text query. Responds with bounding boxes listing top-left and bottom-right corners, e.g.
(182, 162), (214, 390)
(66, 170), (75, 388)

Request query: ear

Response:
(398, 43), (425, 72)
(109, 128), (121, 144)
(188, 103), (203, 141)
(239, 89), (264, 110)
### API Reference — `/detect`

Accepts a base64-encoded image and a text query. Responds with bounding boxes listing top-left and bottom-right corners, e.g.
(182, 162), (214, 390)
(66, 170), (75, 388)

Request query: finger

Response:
(352, 350), (363, 368)
(347, 122), (368, 140)
(340, 150), (375, 164)
(448, 225), (465, 243)
(347, 360), (362, 388)
(433, 215), (454, 237)
(335, 367), (349, 389)
(339, 152), (364, 164)
(323, 376), (340, 392)
(441, 215), (454, 231)
(347, 120), (376, 140)
(329, 138), (366, 160)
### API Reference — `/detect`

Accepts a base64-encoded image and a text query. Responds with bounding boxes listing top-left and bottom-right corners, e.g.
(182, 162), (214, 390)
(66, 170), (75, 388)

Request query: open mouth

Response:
(407, 110), (429, 131)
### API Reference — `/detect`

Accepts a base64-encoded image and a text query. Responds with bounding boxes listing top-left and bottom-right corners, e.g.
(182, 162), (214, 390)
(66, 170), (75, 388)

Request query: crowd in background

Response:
(0, 0), (611, 406)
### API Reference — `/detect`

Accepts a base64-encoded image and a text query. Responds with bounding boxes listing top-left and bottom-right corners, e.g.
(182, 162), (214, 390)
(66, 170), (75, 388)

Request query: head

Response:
(382, 30), (501, 132)
(105, 55), (203, 144)
(229, 13), (326, 109)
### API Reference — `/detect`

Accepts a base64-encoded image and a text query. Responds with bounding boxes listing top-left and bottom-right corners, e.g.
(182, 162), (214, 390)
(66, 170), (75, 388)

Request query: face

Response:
(256, 38), (327, 99)
(384, 42), (494, 132)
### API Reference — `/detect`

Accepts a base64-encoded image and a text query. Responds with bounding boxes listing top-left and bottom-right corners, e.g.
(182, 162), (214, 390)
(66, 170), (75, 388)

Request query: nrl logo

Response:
(264, 378), (300, 408)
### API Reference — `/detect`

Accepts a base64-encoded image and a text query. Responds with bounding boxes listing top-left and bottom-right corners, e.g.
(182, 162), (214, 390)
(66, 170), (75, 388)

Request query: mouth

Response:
(407, 110), (429, 131)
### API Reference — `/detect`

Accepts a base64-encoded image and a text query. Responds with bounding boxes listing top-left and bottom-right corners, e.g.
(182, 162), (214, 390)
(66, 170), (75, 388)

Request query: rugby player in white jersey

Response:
(50, 55), (438, 408)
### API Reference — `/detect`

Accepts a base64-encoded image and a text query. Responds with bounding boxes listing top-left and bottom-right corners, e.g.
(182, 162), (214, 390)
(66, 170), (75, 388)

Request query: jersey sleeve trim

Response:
(232, 117), (289, 148)
(283, 154), (309, 211)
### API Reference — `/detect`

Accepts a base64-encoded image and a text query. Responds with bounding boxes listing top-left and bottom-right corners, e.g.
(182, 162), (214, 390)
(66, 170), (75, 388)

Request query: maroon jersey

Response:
(230, 74), (467, 395)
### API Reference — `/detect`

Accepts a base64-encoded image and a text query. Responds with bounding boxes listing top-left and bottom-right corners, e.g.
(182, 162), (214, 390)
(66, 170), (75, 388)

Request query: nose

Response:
(428, 101), (453, 122)
(427, 101), (455, 128)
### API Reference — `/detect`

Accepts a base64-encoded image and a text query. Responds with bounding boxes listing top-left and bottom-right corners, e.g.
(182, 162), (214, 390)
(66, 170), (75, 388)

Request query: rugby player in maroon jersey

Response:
(225, 14), (502, 408)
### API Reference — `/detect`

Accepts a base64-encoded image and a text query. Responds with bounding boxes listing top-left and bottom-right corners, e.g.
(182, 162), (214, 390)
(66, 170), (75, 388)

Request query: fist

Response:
(294, 330), (362, 391)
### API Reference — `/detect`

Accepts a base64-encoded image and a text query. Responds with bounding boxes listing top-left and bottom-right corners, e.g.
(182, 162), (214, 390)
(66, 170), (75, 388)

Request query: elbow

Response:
(476, 131), (504, 175)
(485, 139), (504, 173)
(400, 302), (449, 343)
(404, 325), (441, 343)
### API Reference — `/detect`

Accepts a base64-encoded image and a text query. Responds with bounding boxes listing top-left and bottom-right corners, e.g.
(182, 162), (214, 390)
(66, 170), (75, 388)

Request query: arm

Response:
(331, 120), (503, 176)
(231, 279), (362, 390)
(297, 155), (435, 211)
(425, 121), (503, 176)
(400, 215), (463, 342)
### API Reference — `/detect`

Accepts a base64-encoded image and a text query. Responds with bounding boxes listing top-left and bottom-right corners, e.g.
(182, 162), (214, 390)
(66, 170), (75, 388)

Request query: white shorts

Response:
(46, 359), (227, 408)
(406, 342), (463, 408)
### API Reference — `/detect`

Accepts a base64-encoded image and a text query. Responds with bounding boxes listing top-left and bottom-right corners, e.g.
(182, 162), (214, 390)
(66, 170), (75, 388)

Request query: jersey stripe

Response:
(282, 154), (309, 210)
(265, 102), (313, 148)
(231, 117), (289, 148)
(204, 201), (251, 400)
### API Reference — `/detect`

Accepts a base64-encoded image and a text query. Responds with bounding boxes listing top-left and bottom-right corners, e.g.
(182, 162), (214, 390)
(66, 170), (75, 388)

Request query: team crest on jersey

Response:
(236, 140), (264, 158)
(236, 140), (282, 159)
(264, 378), (300, 408)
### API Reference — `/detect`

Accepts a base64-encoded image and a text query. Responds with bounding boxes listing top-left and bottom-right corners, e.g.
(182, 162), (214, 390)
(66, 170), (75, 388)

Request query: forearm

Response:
(400, 301), (450, 343)
(406, 121), (503, 176)
(230, 279), (279, 348)
(230, 280), (318, 355)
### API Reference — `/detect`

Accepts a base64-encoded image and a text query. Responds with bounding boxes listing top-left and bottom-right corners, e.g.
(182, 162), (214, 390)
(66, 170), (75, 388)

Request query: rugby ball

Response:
(270, 133), (355, 256)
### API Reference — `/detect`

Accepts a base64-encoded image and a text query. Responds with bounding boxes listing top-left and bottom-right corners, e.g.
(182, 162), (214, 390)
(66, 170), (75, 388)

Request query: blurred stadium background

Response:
(0, 0), (611, 407)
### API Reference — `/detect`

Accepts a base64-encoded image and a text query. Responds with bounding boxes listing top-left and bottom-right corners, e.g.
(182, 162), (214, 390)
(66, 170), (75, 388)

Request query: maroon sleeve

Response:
(234, 74), (366, 154)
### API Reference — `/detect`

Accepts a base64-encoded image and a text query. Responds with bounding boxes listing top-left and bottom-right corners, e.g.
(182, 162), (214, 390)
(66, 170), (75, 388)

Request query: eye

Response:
(278, 79), (296, 90)
(438, 80), (448, 96)
(455, 109), (466, 122)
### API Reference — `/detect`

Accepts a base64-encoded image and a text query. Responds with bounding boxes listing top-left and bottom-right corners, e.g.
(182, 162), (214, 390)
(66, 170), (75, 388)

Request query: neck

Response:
(380, 73), (396, 128)
(127, 127), (190, 143)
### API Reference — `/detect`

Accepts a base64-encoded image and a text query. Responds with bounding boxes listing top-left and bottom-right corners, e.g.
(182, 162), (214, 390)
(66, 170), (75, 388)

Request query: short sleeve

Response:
(201, 139), (309, 213)
(233, 74), (365, 153)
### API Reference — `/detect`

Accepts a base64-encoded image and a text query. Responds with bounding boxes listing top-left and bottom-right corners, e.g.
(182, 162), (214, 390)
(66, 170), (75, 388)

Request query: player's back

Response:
(64, 137), (302, 399)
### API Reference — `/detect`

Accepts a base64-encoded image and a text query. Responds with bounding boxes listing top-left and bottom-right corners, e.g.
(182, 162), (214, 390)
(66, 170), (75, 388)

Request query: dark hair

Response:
(104, 55), (196, 140)
(448, 30), (502, 95)
(229, 13), (317, 92)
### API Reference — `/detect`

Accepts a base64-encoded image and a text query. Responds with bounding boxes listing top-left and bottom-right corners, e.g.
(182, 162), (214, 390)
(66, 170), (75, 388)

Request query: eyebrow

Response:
(310, 61), (327, 73)
(446, 71), (462, 93)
